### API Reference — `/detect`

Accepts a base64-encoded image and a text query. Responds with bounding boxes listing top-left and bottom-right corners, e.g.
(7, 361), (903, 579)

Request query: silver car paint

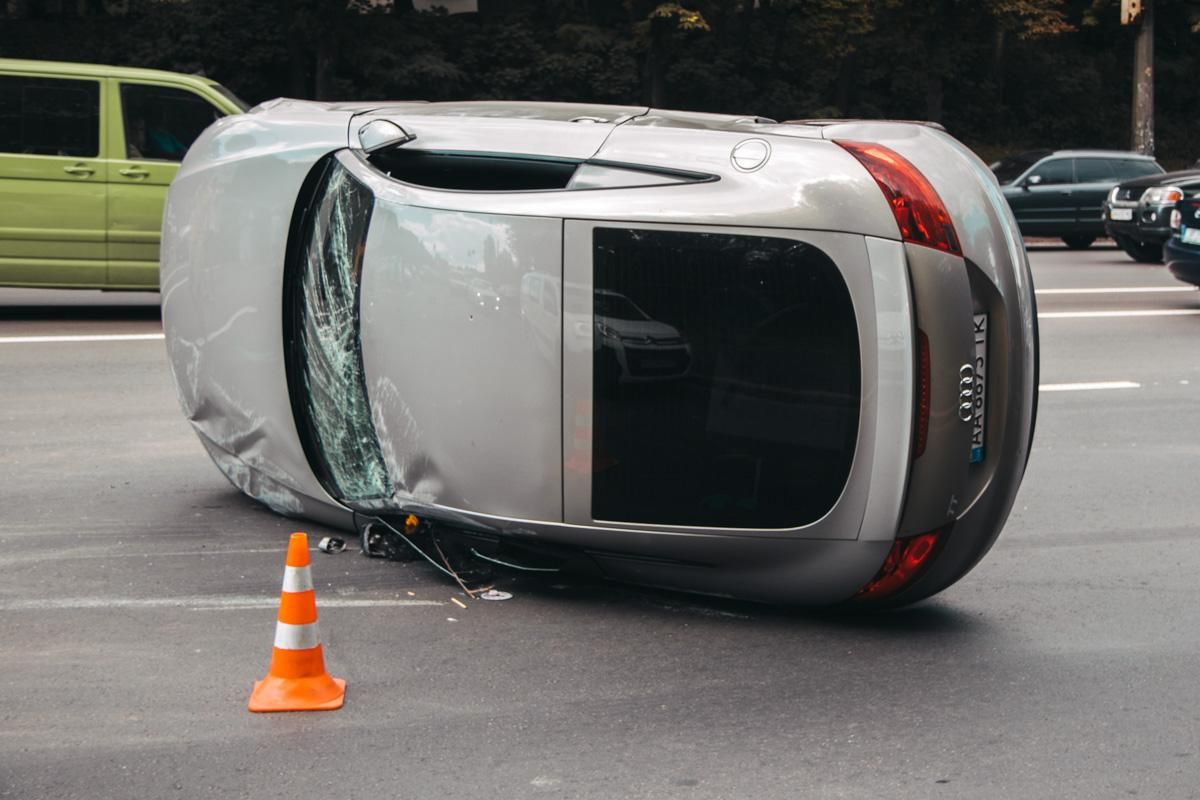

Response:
(161, 101), (1035, 603)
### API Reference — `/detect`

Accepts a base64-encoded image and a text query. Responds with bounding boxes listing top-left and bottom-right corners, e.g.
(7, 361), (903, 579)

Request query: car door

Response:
(0, 72), (107, 287)
(1006, 157), (1074, 235)
(1071, 157), (1118, 231)
(106, 80), (228, 288)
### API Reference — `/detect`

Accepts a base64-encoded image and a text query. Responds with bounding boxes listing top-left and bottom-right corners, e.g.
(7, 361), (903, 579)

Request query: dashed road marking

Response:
(0, 596), (443, 611)
(1040, 381), (1141, 392)
(1038, 309), (1200, 319)
(0, 333), (165, 344)
(1036, 286), (1195, 295)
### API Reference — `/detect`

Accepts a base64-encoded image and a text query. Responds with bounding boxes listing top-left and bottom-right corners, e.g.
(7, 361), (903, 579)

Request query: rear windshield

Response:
(591, 228), (860, 529)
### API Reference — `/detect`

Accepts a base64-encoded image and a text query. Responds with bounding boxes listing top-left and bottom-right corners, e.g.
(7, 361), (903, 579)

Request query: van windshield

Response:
(211, 83), (250, 113)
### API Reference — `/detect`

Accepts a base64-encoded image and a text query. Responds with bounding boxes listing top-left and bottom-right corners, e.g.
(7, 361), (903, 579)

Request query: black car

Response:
(993, 149), (1164, 248)
(1165, 191), (1200, 286)
(1103, 169), (1200, 263)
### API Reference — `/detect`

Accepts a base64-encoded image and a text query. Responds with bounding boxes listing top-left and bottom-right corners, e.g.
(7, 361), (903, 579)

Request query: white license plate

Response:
(971, 314), (988, 464)
(1183, 227), (1200, 245)
(1110, 207), (1134, 221)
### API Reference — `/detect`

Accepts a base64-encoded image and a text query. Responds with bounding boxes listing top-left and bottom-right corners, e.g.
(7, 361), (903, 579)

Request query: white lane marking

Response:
(1038, 309), (1200, 319)
(1040, 381), (1141, 392)
(0, 333), (164, 344)
(1036, 286), (1195, 295)
(0, 596), (443, 611)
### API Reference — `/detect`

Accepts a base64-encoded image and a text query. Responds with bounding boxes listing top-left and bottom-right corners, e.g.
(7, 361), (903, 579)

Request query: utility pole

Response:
(1123, 0), (1154, 155)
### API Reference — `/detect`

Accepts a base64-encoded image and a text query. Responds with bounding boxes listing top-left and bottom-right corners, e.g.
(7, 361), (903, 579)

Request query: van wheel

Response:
(1062, 235), (1096, 250)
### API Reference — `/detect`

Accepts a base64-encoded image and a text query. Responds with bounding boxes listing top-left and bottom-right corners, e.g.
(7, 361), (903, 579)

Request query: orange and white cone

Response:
(248, 532), (346, 712)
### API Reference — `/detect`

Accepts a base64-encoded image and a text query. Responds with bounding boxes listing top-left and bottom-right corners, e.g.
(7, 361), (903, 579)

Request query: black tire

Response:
(1062, 235), (1096, 250)
(1115, 235), (1163, 264)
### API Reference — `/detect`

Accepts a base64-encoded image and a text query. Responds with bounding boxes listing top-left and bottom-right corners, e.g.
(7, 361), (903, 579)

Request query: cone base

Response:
(248, 674), (346, 712)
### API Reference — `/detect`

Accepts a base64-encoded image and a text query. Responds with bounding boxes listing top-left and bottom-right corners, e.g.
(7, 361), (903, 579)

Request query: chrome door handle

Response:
(63, 164), (94, 176)
(119, 167), (151, 179)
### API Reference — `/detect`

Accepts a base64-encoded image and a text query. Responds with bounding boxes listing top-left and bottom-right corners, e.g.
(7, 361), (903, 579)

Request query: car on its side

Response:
(1103, 169), (1200, 263)
(1165, 191), (1200, 286)
(0, 59), (246, 290)
(992, 149), (1163, 248)
(162, 102), (1038, 608)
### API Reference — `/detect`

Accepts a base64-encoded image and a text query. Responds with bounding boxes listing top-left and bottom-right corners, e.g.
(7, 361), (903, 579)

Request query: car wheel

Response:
(1115, 235), (1163, 264)
(1062, 235), (1096, 250)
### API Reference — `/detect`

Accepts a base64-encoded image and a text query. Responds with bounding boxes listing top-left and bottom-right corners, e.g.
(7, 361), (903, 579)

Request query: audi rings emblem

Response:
(958, 364), (976, 422)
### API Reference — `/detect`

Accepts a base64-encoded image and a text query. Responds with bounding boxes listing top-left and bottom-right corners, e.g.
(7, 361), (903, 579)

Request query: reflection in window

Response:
(120, 83), (222, 161)
(592, 229), (860, 529)
(284, 157), (390, 503)
(0, 75), (99, 157)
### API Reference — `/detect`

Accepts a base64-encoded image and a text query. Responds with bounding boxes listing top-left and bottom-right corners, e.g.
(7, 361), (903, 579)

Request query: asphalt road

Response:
(3, 244), (1200, 799)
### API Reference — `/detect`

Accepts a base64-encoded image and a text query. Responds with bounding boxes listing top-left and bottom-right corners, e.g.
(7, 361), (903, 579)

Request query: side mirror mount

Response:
(357, 120), (416, 154)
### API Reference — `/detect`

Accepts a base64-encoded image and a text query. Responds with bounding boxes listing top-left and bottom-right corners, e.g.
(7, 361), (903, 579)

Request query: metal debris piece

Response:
(479, 590), (512, 601)
(317, 536), (346, 554)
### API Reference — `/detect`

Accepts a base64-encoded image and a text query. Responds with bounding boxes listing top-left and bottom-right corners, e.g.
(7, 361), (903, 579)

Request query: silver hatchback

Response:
(161, 102), (1037, 607)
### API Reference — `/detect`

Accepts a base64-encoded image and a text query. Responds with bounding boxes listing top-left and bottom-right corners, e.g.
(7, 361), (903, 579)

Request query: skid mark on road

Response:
(0, 596), (443, 611)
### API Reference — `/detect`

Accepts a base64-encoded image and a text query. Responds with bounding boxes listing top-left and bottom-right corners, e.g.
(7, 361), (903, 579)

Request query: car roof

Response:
(0, 58), (220, 87)
(1043, 149), (1159, 160)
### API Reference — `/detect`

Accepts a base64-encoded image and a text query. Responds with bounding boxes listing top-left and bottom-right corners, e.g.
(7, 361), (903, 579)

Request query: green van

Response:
(0, 59), (246, 290)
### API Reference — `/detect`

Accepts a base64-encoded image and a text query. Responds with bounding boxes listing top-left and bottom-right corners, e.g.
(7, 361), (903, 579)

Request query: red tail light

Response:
(854, 530), (942, 601)
(834, 140), (962, 256)
(915, 329), (930, 458)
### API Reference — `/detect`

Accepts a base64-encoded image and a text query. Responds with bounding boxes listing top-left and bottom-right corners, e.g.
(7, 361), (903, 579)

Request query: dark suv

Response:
(1102, 170), (1200, 263)
(993, 150), (1164, 248)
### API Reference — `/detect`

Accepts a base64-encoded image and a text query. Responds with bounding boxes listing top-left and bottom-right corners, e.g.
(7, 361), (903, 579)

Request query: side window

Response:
(1074, 158), (1116, 183)
(0, 75), (100, 157)
(120, 83), (223, 162)
(1109, 159), (1161, 179)
(1030, 159), (1073, 185)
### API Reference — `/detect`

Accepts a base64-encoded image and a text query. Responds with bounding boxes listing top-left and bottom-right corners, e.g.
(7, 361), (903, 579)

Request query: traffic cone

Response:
(248, 532), (346, 712)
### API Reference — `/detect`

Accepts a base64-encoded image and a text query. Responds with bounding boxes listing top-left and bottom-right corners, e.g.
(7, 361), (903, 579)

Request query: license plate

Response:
(971, 314), (988, 464)
(1183, 227), (1200, 245)
(1110, 207), (1134, 221)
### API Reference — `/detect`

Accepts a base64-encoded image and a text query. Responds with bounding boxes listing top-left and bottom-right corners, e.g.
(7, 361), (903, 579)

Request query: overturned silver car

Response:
(162, 101), (1037, 607)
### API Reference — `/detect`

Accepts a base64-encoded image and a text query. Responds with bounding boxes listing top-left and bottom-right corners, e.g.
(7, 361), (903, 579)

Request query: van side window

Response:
(120, 84), (222, 161)
(0, 75), (100, 157)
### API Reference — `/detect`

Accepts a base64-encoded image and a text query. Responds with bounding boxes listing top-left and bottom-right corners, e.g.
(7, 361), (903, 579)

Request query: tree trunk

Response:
(1131, 0), (1154, 155)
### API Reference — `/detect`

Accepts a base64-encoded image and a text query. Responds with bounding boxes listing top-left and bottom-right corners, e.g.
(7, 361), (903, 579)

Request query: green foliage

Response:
(0, 0), (1194, 163)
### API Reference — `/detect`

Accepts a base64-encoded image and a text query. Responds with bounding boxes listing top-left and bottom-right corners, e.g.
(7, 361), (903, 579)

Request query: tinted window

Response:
(1109, 158), (1162, 179)
(991, 151), (1050, 184)
(1029, 158), (1073, 185)
(120, 83), (222, 161)
(592, 229), (860, 529)
(0, 75), (100, 157)
(1074, 158), (1116, 183)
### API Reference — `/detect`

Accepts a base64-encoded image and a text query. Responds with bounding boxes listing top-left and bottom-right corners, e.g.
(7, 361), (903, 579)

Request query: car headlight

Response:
(1145, 186), (1183, 205)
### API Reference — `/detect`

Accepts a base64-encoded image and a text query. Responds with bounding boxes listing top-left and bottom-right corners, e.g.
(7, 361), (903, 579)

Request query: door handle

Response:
(119, 167), (151, 179)
(63, 164), (94, 177)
